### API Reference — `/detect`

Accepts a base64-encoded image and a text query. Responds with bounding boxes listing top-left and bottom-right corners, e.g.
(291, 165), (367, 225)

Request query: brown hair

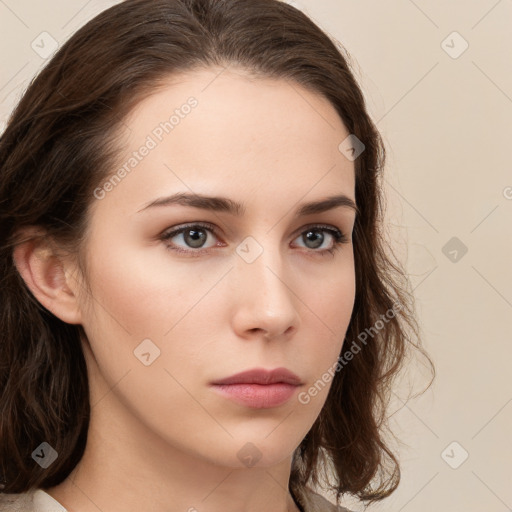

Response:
(0, 0), (434, 505)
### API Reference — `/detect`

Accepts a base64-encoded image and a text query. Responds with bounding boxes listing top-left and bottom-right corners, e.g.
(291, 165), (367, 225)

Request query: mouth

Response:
(210, 367), (303, 409)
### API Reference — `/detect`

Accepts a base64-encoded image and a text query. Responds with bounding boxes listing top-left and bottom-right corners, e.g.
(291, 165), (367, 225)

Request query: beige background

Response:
(1, 1), (511, 511)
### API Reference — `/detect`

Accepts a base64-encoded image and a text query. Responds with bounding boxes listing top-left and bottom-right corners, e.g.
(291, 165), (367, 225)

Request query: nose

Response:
(230, 244), (300, 340)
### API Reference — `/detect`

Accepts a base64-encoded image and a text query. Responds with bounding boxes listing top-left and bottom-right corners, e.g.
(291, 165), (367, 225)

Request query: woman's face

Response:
(76, 67), (357, 468)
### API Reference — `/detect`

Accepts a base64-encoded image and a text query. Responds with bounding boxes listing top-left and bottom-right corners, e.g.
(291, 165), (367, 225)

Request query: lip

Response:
(211, 367), (303, 386)
(210, 367), (303, 409)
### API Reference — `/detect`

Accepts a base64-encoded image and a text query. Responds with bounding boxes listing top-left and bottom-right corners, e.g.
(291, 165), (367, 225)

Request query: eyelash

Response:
(159, 222), (349, 257)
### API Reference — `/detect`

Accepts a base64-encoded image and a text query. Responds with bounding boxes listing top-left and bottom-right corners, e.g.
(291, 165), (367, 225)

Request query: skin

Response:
(14, 66), (357, 512)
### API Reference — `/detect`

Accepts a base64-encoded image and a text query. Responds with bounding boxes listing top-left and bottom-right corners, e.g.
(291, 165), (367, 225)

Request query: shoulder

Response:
(0, 489), (67, 512)
(0, 490), (34, 511)
(298, 486), (355, 512)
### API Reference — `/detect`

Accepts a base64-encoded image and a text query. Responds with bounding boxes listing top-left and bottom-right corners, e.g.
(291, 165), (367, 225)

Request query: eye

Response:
(159, 222), (349, 257)
(160, 222), (221, 254)
(291, 225), (348, 256)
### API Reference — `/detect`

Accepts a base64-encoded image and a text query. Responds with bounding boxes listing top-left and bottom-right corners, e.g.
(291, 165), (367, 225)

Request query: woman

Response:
(0, 1), (433, 511)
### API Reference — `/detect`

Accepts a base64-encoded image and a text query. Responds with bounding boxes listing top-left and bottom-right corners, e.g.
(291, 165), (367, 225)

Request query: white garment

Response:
(0, 489), (66, 511)
(0, 487), (353, 511)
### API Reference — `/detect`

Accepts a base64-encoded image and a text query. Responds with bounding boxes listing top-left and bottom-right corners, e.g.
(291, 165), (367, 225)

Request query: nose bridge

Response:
(231, 235), (299, 337)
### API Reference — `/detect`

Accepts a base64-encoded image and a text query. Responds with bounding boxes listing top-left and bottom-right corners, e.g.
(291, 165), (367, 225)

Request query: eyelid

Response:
(291, 222), (345, 239)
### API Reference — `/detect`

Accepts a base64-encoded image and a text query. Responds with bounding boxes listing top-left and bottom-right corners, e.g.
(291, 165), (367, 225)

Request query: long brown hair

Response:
(0, 0), (434, 505)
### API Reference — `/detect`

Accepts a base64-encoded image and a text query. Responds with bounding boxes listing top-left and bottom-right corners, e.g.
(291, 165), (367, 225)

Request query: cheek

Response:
(299, 255), (356, 338)
(78, 238), (232, 395)
(297, 259), (356, 386)
(81, 238), (228, 339)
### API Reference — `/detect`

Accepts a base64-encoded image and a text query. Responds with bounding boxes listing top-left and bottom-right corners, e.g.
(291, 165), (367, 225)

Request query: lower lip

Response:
(211, 383), (299, 409)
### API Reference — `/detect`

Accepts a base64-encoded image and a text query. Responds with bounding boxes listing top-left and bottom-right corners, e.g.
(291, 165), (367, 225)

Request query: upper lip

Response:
(211, 367), (302, 386)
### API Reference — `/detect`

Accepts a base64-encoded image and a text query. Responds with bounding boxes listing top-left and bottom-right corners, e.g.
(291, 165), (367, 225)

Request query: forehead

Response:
(93, 67), (356, 217)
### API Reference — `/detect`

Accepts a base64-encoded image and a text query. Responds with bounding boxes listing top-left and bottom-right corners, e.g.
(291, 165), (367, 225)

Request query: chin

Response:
(205, 432), (301, 469)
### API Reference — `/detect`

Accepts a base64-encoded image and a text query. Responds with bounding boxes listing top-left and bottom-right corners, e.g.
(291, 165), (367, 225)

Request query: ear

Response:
(12, 228), (83, 325)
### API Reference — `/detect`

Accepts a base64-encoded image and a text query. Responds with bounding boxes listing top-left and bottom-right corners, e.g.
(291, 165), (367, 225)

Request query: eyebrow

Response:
(137, 192), (358, 217)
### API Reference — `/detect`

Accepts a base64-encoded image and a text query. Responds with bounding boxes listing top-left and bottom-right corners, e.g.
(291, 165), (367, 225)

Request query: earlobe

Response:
(12, 233), (83, 325)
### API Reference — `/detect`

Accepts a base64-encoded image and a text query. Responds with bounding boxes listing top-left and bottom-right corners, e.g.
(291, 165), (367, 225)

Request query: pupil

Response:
(185, 228), (206, 248)
(305, 230), (323, 249)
